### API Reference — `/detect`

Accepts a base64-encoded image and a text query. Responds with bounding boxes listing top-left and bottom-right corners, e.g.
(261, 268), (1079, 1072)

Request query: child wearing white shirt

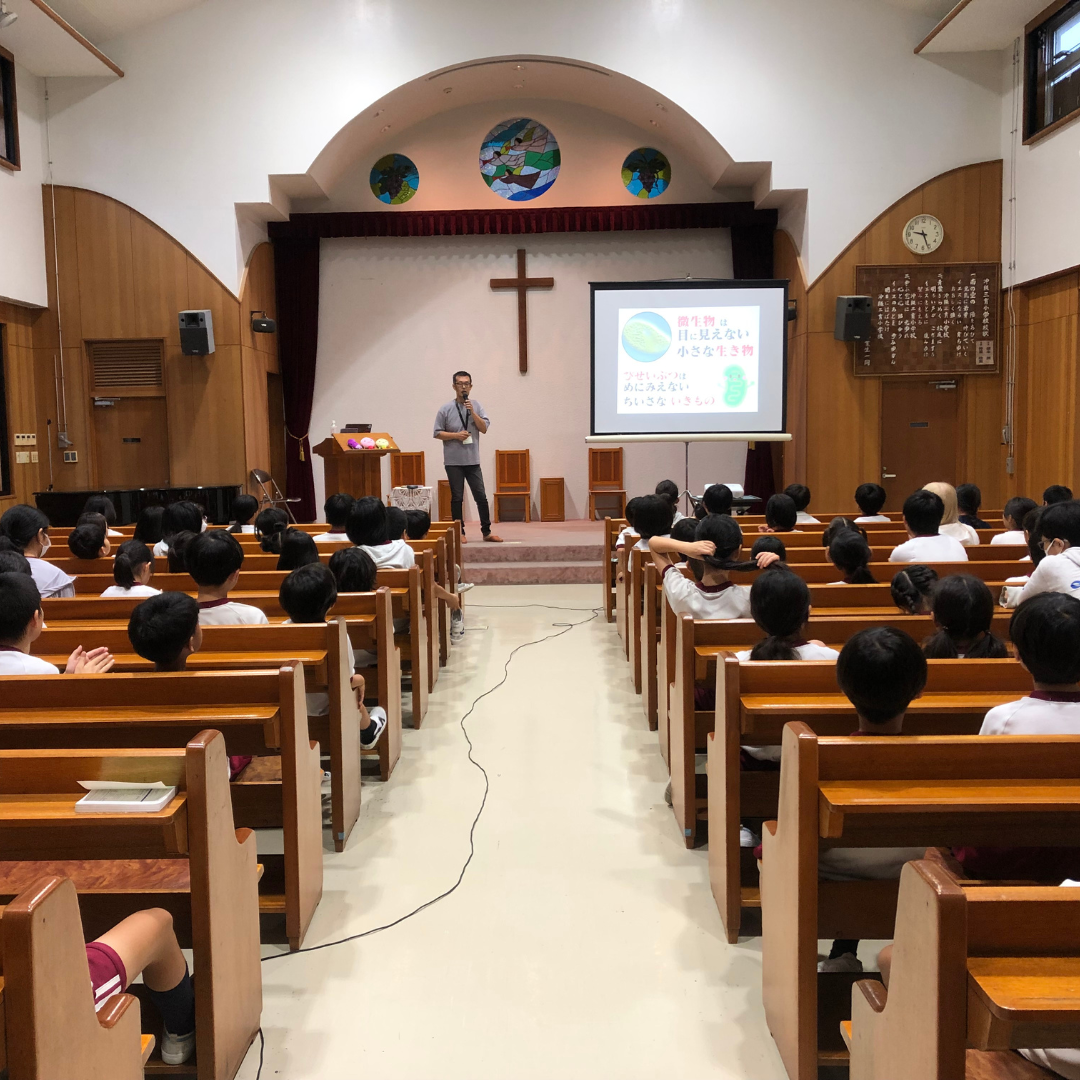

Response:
(100, 539), (161, 598)
(226, 493), (259, 536)
(785, 483), (820, 524)
(655, 480), (687, 524)
(991, 495), (1039, 546)
(185, 530), (268, 627)
(0, 572), (114, 675)
(923, 482), (979, 546)
(346, 497), (416, 569)
(1019, 501), (1080, 604)
(628, 495), (674, 554)
(0, 504), (76, 597)
(888, 490), (968, 563)
(311, 492), (356, 544)
(853, 481), (890, 524)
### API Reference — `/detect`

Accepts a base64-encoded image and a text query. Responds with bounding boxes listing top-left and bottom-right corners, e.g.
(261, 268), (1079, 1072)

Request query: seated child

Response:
(85, 907), (196, 1064)
(1000, 506), (1046, 608)
(828, 530), (876, 584)
(0, 549), (32, 575)
(624, 494), (673, 553)
(278, 562), (387, 750)
(648, 513), (778, 619)
(153, 501), (205, 557)
(329, 546), (378, 593)
(992, 495), (1038, 546)
(888, 489), (968, 563)
(921, 574), (1009, 658)
(615, 497), (643, 550)
(0, 504), (75, 598)
(817, 626), (929, 973)
(0, 573), (114, 674)
(750, 535), (786, 562)
(1020, 500), (1080, 603)
(702, 483), (733, 516)
(82, 494), (124, 538)
(923, 482), (979, 546)
(227, 493), (259, 534)
(784, 483), (819, 524)
(346, 497), (415, 569)
(1044, 484), (1073, 505)
(384, 504), (460, 624)
(68, 521), (111, 560)
(821, 516), (867, 548)
(758, 493), (798, 533)
(167, 531), (197, 574)
(386, 506), (409, 543)
(891, 565), (938, 614)
(405, 509), (431, 540)
(127, 592), (201, 671)
(311, 493), (355, 543)
(655, 479), (686, 523)
(956, 482), (990, 529)
(736, 568), (838, 661)
(102, 540), (160, 597)
(276, 529), (319, 571)
(184, 531), (269, 625)
(666, 517), (699, 557)
(133, 505), (165, 546)
(255, 507), (289, 552)
(853, 482), (889, 524)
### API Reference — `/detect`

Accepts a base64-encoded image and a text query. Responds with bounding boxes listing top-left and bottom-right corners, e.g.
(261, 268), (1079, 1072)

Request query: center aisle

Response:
(240, 584), (787, 1079)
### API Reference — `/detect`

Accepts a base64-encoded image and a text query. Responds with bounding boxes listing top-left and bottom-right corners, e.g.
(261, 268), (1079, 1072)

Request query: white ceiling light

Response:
(0, 2), (19, 30)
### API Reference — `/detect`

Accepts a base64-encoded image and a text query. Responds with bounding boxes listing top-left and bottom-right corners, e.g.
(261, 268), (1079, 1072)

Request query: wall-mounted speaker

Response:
(834, 296), (872, 341)
(179, 309), (215, 355)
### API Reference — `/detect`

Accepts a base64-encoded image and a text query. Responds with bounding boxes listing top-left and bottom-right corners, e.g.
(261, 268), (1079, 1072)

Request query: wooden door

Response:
(92, 397), (170, 488)
(879, 380), (959, 507)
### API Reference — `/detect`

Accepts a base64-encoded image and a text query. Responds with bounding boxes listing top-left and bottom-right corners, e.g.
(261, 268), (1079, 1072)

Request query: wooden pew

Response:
(602, 516), (627, 622)
(1, 875), (155, 1078)
(0, 668), (321, 952)
(0, 730), (262, 1079)
(846, 857), (1080, 1080)
(759, 724), (1080, 1080)
(705, 657), (1033, 943)
(670, 614), (1015, 848)
(30, 612), (401, 849)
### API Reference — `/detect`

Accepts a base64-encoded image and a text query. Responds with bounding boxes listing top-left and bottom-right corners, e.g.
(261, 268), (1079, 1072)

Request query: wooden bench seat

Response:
(0, 668), (321, 951)
(760, 725), (1080, 1080)
(0, 732), (261, 1080)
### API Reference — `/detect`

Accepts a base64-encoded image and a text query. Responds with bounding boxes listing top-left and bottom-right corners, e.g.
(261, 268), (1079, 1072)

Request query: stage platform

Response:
(460, 519), (604, 586)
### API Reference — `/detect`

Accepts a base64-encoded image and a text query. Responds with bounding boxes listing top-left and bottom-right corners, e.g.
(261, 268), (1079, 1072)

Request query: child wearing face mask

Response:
(1019, 501), (1080, 603)
(0, 505), (75, 597)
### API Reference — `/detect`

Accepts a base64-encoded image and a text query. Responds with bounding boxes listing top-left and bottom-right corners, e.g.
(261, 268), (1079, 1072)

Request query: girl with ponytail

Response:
(891, 564), (938, 614)
(828, 530), (877, 584)
(737, 569), (840, 661)
(101, 540), (160, 598)
(922, 574), (1008, 659)
(647, 512), (780, 619)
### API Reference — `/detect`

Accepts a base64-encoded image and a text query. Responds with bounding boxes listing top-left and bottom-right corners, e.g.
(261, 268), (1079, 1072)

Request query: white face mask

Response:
(1044, 537), (1066, 558)
(38, 531), (51, 556)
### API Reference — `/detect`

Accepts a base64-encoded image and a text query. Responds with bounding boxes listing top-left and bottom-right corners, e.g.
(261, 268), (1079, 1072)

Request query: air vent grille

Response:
(89, 340), (164, 391)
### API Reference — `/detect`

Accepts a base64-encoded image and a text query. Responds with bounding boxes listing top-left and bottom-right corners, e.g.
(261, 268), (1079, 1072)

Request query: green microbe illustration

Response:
(723, 365), (750, 407)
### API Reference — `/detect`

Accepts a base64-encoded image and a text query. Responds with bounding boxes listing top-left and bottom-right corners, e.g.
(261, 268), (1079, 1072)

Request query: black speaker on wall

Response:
(834, 296), (872, 341)
(179, 309), (216, 356)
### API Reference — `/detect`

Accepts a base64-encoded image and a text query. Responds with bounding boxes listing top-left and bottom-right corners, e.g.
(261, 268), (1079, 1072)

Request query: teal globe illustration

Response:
(370, 154), (419, 205)
(622, 311), (672, 363)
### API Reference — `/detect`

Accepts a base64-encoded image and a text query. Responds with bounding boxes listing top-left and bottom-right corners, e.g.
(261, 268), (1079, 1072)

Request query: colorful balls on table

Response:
(375, 438), (390, 449)
(359, 437), (376, 449)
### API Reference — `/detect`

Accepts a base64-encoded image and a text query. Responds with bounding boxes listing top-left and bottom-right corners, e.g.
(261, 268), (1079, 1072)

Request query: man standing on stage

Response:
(433, 371), (502, 543)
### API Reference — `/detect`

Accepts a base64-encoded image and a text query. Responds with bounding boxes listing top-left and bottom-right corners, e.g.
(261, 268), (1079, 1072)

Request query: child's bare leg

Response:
(434, 583), (461, 609)
(350, 673), (371, 730)
(94, 908), (186, 992)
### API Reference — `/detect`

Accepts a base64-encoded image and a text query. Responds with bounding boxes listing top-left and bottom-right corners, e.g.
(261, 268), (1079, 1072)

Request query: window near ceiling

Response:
(1026, 0), (1080, 142)
(0, 45), (18, 171)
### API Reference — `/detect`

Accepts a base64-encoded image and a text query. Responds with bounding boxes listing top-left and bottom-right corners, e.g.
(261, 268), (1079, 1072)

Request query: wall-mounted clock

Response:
(902, 214), (944, 255)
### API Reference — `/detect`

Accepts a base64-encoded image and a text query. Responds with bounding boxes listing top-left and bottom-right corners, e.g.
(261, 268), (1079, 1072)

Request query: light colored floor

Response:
(237, 584), (788, 1080)
(468, 518), (604, 545)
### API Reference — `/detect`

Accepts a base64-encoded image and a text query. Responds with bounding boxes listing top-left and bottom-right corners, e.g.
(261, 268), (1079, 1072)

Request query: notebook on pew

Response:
(75, 780), (177, 813)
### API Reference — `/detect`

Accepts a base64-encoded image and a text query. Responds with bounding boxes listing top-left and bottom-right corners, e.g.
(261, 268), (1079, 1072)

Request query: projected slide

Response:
(592, 281), (787, 437)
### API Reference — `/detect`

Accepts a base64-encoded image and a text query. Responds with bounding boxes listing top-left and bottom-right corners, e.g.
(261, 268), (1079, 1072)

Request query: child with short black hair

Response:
(68, 521), (110, 560)
(154, 501), (205, 558)
(346, 497), (416, 569)
(760, 493), (798, 533)
(829, 530), (876, 584)
(993, 496), (1038, 546)
(166, 531), (197, 574)
(128, 592), (202, 671)
(615, 497), (643, 550)
(627, 494), (673, 552)
(669, 517), (698, 549)
(1044, 484), (1073, 505)
(102, 539), (160, 597)
(386, 506), (408, 542)
(1019, 501), (1080, 603)
(702, 483), (733, 516)
(255, 507), (289, 552)
(312, 493), (355, 543)
(956, 483), (989, 529)
(818, 626), (928, 973)
(853, 482), (889, 523)
(279, 563), (388, 749)
(82, 494), (123, 537)
(133, 505), (165, 546)
(276, 529), (319, 572)
(888, 489), (968, 563)
(784, 483), (818, 524)
(655, 479), (686, 522)
(227, 494), (259, 535)
(328, 546), (378, 593)
(0, 549), (32, 575)
(922, 574), (1008, 658)
(0, 504), (75, 597)
(0, 572), (114, 674)
(891, 565), (938, 614)
(185, 530), (268, 625)
(750, 535), (786, 562)
(405, 509), (431, 540)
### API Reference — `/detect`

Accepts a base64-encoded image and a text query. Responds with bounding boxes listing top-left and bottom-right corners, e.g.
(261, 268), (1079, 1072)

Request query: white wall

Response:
(40, 0), (1002, 293)
(0, 64), (47, 307)
(313, 230), (745, 518)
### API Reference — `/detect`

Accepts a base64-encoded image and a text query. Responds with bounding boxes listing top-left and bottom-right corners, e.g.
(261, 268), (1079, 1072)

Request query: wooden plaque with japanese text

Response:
(853, 263), (1000, 376)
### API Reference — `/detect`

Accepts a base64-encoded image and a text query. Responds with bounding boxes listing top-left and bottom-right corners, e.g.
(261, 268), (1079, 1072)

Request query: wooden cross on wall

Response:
(490, 248), (554, 374)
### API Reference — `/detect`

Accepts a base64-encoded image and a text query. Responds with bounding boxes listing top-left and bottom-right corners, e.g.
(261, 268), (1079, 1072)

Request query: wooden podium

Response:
(312, 433), (400, 501)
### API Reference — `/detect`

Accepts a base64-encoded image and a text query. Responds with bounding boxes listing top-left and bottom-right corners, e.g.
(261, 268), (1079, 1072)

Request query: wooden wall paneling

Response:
(187, 346), (246, 485)
(187, 258), (240, 348)
(163, 343), (194, 485)
(129, 212), (189, 341)
(241, 347), (271, 492)
(775, 230), (808, 486)
(239, 242), (278, 360)
(957, 374), (1008, 510)
(36, 186), (82, 349)
(2, 342), (41, 502)
(978, 160), (1004, 261)
(73, 189), (136, 340)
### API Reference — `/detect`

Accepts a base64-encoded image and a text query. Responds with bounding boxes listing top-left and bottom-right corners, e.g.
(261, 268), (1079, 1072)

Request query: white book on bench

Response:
(75, 781), (177, 814)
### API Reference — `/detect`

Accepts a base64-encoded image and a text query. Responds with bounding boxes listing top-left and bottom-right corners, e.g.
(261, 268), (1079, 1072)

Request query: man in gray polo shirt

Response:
(433, 370), (502, 543)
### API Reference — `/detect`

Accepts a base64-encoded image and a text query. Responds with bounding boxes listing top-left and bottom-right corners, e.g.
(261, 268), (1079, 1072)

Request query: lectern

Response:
(312, 433), (400, 501)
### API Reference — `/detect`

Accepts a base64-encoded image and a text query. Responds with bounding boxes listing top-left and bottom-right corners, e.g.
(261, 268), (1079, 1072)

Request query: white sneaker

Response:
(740, 825), (760, 848)
(160, 1029), (196, 1065)
(457, 582), (475, 594)
(817, 953), (863, 974)
(450, 610), (465, 640)
(360, 706), (387, 749)
(664, 781), (672, 806)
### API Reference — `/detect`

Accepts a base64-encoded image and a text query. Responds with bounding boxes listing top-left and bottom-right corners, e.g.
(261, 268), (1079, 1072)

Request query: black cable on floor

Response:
(252, 604), (601, 1078)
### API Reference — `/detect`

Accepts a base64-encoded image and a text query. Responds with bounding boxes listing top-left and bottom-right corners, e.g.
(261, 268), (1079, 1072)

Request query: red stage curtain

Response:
(272, 236), (320, 521)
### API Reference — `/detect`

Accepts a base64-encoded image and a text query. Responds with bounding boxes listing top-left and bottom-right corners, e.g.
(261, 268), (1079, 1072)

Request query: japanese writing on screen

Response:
(853, 263), (1000, 376)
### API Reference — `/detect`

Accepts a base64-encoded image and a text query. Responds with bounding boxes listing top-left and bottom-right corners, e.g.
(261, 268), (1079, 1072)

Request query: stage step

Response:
(464, 560), (603, 586)
(461, 542), (603, 564)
